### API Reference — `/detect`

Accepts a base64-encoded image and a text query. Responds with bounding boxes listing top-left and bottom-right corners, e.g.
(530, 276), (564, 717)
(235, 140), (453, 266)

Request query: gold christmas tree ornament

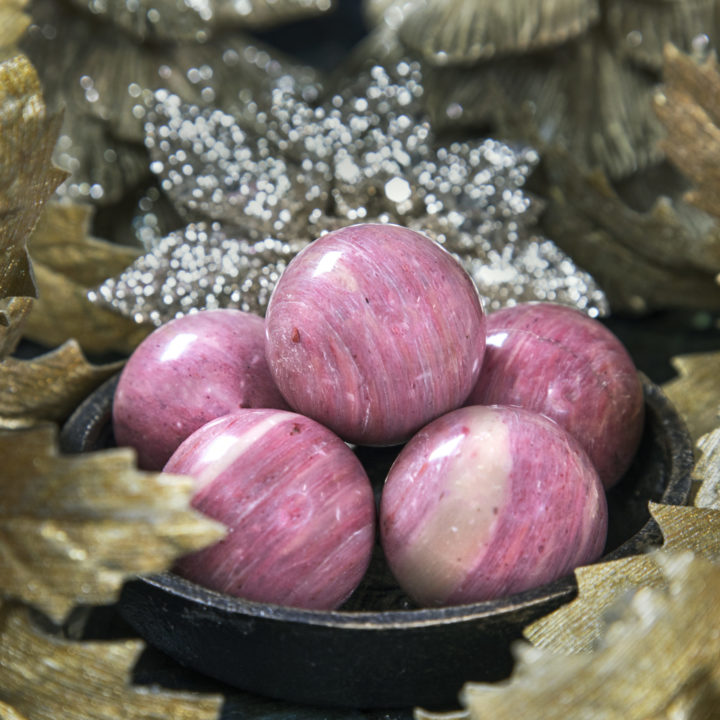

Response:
(0, 425), (226, 624)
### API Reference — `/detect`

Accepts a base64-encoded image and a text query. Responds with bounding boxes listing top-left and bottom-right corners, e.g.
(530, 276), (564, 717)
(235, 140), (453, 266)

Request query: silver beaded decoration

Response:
(95, 56), (608, 324)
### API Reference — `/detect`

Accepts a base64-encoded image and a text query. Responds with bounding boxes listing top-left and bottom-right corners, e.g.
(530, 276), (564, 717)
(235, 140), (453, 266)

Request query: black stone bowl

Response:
(60, 374), (693, 710)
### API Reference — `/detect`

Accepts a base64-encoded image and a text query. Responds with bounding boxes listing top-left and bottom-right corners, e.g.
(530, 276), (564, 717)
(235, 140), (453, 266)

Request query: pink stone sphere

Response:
(165, 408), (376, 610)
(265, 223), (487, 446)
(113, 309), (288, 471)
(466, 302), (644, 489)
(380, 404), (608, 607)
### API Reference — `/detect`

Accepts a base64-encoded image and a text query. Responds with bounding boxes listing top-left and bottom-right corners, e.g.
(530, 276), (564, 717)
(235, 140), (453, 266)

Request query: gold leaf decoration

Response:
(0, 54), (67, 300)
(654, 43), (720, 220)
(662, 352), (720, 445)
(524, 502), (720, 654)
(0, 0), (30, 58)
(693, 426), (720, 510)
(0, 425), (226, 623)
(605, 0), (718, 71)
(453, 552), (720, 720)
(0, 296), (32, 359)
(539, 153), (720, 314)
(0, 340), (122, 429)
(368, 0), (600, 64)
(0, 600), (223, 720)
(21, 202), (153, 355)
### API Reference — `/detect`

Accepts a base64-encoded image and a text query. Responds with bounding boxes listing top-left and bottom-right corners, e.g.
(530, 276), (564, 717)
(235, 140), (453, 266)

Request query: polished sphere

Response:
(265, 223), (487, 446)
(467, 302), (644, 488)
(166, 409), (376, 610)
(113, 309), (288, 470)
(380, 404), (608, 607)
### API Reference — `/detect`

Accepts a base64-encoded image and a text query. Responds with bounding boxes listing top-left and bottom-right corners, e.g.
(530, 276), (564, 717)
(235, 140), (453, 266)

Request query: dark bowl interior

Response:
(60, 373), (693, 710)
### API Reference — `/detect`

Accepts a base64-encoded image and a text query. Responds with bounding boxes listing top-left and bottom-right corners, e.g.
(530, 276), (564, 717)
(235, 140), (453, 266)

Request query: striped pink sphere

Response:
(467, 302), (644, 488)
(165, 408), (376, 610)
(380, 404), (607, 607)
(113, 309), (288, 470)
(265, 223), (487, 446)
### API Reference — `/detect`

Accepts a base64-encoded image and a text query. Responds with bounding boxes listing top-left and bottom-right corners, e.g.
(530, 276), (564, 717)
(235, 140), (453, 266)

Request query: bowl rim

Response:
(61, 370), (694, 630)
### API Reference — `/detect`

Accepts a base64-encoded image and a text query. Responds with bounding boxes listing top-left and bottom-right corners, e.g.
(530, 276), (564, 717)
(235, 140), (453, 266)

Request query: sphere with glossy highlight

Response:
(265, 223), (487, 446)
(113, 309), (288, 470)
(380, 404), (608, 607)
(467, 302), (644, 488)
(165, 408), (376, 610)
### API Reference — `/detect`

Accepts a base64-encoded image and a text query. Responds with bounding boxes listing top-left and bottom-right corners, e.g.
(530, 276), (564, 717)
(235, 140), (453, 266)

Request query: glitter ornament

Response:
(96, 53), (608, 325)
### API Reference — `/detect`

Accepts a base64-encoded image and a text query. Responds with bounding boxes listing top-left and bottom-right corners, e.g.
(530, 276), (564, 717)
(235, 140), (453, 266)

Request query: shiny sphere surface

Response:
(467, 302), (644, 488)
(265, 223), (487, 446)
(380, 404), (607, 607)
(113, 309), (288, 470)
(166, 408), (376, 610)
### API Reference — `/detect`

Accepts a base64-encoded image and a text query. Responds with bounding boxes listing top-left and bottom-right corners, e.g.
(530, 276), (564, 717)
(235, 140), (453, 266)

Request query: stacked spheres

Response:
(113, 222), (644, 609)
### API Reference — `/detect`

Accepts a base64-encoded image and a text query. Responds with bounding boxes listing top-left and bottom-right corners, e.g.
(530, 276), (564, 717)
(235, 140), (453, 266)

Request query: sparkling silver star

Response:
(95, 55), (608, 324)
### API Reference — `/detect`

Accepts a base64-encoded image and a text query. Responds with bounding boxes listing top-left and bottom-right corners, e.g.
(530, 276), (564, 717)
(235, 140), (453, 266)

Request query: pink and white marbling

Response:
(380, 404), (607, 607)
(265, 223), (487, 446)
(113, 309), (288, 470)
(467, 302), (644, 489)
(165, 408), (376, 610)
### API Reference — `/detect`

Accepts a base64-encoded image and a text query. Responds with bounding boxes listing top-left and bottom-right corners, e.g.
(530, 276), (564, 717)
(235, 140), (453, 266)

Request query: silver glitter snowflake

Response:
(94, 55), (609, 324)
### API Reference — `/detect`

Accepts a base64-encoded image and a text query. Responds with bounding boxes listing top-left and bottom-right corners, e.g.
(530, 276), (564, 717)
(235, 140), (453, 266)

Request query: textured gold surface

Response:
(693, 427), (720, 509)
(456, 552), (720, 720)
(0, 296), (33, 359)
(22, 203), (152, 355)
(367, 0), (599, 64)
(0, 54), (66, 299)
(0, 600), (223, 720)
(655, 44), (720, 220)
(524, 502), (720, 653)
(0, 340), (122, 428)
(663, 352), (720, 445)
(0, 0), (30, 58)
(0, 425), (225, 623)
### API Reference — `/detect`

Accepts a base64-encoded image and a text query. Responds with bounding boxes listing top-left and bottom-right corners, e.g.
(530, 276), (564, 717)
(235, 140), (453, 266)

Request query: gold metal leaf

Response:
(20, 202), (153, 355)
(0, 698), (29, 720)
(0, 425), (226, 623)
(0, 296), (33, 359)
(694, 426), (720, 510)
(457, 552), (720, 720)
(539, 154), (720, 314)
(425, 28), (665, 181)
(654, 44), (720, 220)
(0, 54), (67, 300)
(0, 340), (122, 429)
(0, 0), (30, 58)
(369, 0), (600, 64)
(524, 502), (720, 654)
(662, 352), (720, 445)
(0, 600), (223, 719)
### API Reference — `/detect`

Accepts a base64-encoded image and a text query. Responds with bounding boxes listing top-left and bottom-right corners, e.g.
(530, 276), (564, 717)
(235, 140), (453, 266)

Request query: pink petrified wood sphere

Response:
(467, 302), (644, 489)
(264, 223), (487, 446)
(113, 309), (288, 470)
(165, 408), (376, 610)
(380, 405), (608, 607)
